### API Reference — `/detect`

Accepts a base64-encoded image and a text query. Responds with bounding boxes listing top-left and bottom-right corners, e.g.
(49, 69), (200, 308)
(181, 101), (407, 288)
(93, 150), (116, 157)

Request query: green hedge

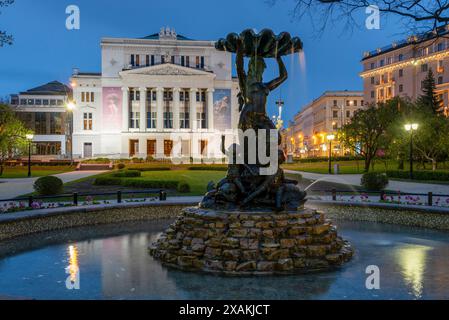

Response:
(34, 176), (64, 195)
(293, 156), (365, 163)
(135, 167), (172, 172)
(387, 170), (449, 181)
(112, 170), (141, 178)
(94, 176), (178, 189)
(188, 166), (228, 171)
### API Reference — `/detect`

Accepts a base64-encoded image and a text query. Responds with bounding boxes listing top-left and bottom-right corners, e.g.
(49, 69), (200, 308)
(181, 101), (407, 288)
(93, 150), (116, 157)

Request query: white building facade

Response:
(71, 28), (239, 160)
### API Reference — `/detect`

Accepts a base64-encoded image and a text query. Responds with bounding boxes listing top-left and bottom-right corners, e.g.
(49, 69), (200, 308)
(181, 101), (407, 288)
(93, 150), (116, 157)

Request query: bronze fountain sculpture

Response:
(150, 29), (353, 275)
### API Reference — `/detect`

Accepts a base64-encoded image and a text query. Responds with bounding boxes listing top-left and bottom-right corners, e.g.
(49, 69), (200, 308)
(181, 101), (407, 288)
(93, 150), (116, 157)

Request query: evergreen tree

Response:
(418, 69), (443, 114)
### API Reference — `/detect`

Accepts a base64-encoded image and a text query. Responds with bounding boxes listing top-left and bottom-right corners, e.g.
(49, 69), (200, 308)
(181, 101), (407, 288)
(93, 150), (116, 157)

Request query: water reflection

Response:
(66, 245), (80, 289)
(396, 244), (432, 299)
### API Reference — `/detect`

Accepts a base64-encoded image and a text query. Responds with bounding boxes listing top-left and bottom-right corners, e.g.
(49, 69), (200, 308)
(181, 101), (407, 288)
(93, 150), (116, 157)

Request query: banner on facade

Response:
(213, 89), (232, 131)
(102, 87), (122, 132)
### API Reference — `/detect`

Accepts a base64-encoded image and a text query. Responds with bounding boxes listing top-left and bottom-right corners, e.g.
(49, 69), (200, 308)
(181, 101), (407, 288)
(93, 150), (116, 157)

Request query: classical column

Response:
(121, 87), (129, 132)
(207, 88), (215, 131)
(156, 87), (164, 131)
(173, 88), (180, 130)
(139, 87), (147, 132)
(190, 88), (198, 131)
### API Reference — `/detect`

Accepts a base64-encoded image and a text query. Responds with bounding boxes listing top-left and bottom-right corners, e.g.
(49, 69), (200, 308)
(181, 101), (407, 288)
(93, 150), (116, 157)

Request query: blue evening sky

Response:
(0, 0), (404, 123)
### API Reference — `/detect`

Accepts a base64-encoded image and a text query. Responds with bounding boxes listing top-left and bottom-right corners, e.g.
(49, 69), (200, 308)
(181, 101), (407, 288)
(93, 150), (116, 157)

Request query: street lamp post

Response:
(327, 134), (335, 174)
(404, 123), (418, 180)
(26, 134), (34, 178)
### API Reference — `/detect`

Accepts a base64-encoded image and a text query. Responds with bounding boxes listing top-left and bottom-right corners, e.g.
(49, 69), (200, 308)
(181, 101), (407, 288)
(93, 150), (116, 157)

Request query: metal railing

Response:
(309, 188), (449, 207)
(0, 189), (168, 208)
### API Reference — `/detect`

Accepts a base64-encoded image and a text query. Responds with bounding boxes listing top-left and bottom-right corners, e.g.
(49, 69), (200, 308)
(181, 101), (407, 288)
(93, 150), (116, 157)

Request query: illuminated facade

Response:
(361, 25), (449, 114)
(286, 91), (364, 158)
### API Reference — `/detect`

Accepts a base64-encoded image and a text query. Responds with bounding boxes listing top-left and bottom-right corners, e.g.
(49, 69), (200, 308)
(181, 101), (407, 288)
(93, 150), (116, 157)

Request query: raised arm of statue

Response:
(236, 41), (247, 104)
(266, 57), (287, 92)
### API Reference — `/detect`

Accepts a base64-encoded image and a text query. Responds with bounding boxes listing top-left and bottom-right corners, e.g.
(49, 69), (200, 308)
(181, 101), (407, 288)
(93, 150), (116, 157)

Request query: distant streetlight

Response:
(65, 101), (76, 163)
(26, 134), (34, 177)
(404, 123), (419, 179)
(327, 134), (335, 174)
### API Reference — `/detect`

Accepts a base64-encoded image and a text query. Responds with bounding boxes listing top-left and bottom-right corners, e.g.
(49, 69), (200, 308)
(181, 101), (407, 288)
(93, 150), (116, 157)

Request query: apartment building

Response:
(361, 25), (449, 113)
(285, 91), (364, 158)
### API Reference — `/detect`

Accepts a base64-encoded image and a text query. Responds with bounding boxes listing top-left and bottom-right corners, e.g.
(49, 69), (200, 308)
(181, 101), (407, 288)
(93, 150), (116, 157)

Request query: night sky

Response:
(0, 0), (404, 123)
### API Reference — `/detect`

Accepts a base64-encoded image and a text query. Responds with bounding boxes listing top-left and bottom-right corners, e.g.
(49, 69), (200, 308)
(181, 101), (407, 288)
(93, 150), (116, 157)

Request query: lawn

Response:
(282, 159), (449, 174)
(0, 166), (76, 179)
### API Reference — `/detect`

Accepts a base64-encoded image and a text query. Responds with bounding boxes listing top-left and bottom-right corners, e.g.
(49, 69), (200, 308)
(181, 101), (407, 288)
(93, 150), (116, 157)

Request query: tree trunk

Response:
(0, 164), (3, 177)
(364, 157), (371, 172)
(432, 159), (437, 171)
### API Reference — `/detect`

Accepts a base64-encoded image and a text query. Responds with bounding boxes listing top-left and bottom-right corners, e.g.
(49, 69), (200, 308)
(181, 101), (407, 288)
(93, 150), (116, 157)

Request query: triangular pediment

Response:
(119, 63), (215, 77)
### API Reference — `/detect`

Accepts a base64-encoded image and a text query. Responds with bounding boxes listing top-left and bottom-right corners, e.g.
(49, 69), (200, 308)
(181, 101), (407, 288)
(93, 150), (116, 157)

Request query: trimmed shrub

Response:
(387, 170), (449, 181)
(117, 163), (126, 170)
(112, 170), (141, 178)
(177, 181), (191, 193)
(188, 166), (227, 171)
(121, 179), (179, 189)
(33, 176), (64, 195)
(361, 172), (389, 191)
(94, 177), (122, 186)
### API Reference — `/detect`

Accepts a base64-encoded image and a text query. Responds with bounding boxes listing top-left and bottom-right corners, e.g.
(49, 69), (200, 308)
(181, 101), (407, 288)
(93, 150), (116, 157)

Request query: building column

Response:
(156, 136), (165, 159)
(207, 88), (215, 131)
(139, 87), (147, 132)
(173, 87), (180, 130)
(156, 87), (164, 131)
(139, 138), (147, 159)
(121, 87), (129, 132)
(190, 88), (198, 131)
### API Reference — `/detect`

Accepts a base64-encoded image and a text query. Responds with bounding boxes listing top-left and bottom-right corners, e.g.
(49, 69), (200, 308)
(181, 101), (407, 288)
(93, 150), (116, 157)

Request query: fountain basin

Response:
(149, 207), (353, 275)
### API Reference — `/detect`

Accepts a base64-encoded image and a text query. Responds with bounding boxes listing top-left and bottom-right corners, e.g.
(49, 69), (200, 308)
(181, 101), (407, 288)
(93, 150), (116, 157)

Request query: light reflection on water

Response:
(0, 220), (448, 300)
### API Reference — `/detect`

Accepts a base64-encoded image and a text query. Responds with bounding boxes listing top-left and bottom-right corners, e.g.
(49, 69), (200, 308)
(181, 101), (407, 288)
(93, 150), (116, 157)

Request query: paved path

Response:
(0, 171), (106, 200)
(285, 170), (449, 195)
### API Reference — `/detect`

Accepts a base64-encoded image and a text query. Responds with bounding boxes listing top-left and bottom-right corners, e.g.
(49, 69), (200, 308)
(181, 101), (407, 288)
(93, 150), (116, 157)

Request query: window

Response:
(333, 100), (338, 106)
(332, 110), (339, 118)
(379, 59), (384, 67)
(171, 56), (175, 64)
(201, 56), (205, 69)
(370, 62), (375, 69)
(186, 56), (190, 67)
(399, 84), (404, 92)
(346, 110), (351, 118)
(371, 77), (375, 84)
(151, 55), (155, 66)
(135, 54), (140, 67)
(50, 99), (56, 106)
(27, 99), (34, 105)
(81, 92), (95, 103)
(196, 56), (200, 68)
(398, 54), (404, 61)
(201, 91), (206, 102)
(371, 91), (375, 98)
(438, 42), (445, 52)
(57, 99), (63, 106)
(421, 64), (428, 72)
(43, 99), (49, 105)
(197, 112), (206, 129)
(164, 111), (173, 129)
(35, 112), (47, 134)
(438, 76), (444, 85)
(147, 140), (156, 157)
(161, 55), (165, 64)
(83, 113), (93, 130)
(20, 99), (27, 105)
(387, 57), (392, 65)
(147, 111), (156, 129)
(180, 112), (190, 129)
(361, 100), (364, 105)
(346, 100), (350, 107)
(130, 89), (140, 101)
(146, 55), (150, 67)
(196, 92), (200, 102)
(399, 69), (403, 77)
(130, 54), (135, 66)
(354, 100), (358, 106)
(50, 113), (63, 134)
(181, 56), (185, 67)
(130, 111), (140, 129)
(35, 99), (42, 105)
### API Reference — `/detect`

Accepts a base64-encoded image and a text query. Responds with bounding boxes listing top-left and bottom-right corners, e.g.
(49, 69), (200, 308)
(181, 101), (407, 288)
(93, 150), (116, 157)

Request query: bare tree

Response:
(268, 0), (449, 35)
(0, 0), (14, 47)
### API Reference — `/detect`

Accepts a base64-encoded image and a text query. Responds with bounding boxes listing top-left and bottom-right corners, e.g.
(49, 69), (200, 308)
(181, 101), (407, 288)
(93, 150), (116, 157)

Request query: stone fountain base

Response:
(149, 207), (353, 275)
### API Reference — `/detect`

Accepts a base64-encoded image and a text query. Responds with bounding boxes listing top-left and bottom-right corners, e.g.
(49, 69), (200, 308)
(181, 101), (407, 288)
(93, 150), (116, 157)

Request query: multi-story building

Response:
(285, 91), (364, 158)
(9, 81), (72, 160)
(361, 25), (449, 112)
(70, 27), (239, 159)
